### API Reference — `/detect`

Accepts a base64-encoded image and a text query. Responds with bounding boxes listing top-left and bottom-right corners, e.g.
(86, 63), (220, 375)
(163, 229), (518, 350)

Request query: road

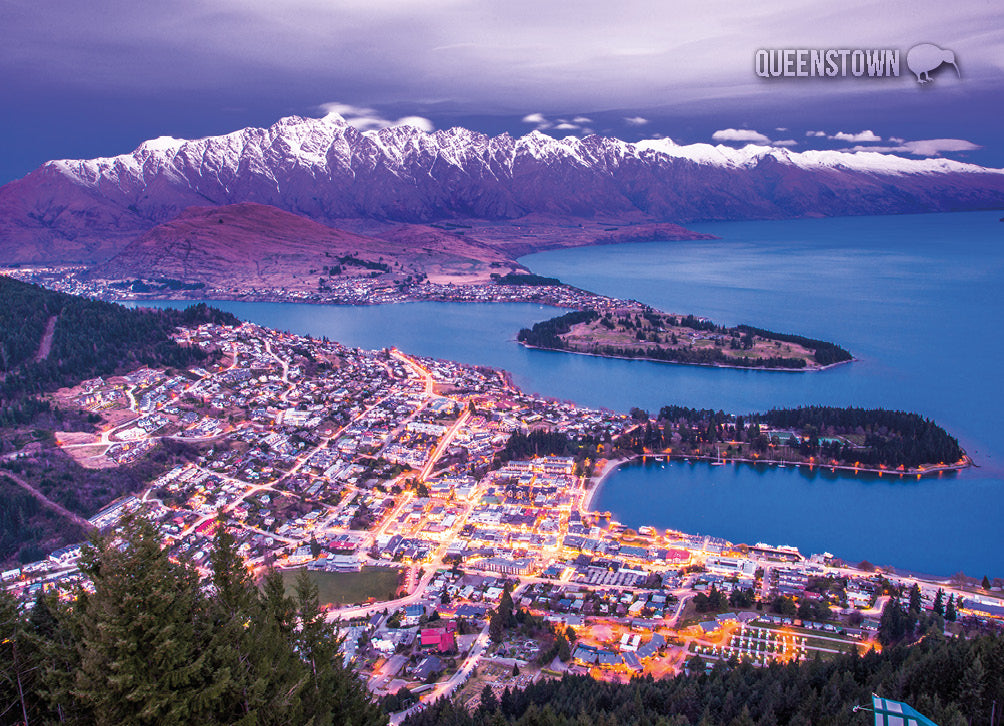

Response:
(391, 623), (491, 724)
(0, 471), (96, 532)
(33, 315), (58, 362)
(418, 408), (470, 482)
(390, 582), (530, 724)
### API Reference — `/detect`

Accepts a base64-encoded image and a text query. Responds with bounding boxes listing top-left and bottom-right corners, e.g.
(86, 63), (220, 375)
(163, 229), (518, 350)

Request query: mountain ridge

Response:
(2, 113), (1003, 265)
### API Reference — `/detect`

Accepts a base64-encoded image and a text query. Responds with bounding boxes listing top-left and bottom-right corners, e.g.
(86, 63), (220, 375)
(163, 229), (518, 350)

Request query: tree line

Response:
(403, 628), (1003, 726)
(735, 325), (853, 366)
(611, 404), (965, 470)
(0, 516), (384, 725)
(0, 277), (237, 427)
(516, 310), (599, 350)
(492, 273), (564, 287)
(585, 343), (810, 369)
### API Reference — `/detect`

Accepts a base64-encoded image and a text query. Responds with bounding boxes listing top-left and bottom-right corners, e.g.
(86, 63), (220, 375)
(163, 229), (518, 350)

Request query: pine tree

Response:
(294, 569), (384, 726)
(879, 597), (907, 645)
(908, 583), (922, 614)
(0, 585), (36, 726)
(557, 634), (571, 662)
(489, 612), (503, 644)
(933, 588), (945, 616)
(30, 591), (81, 723)
(959, 655), (986, 724)
(246, 568), (307, 724)
(71, 515), (209, 725)
(499, 584), (516, 628)
(946, 594), (957, 622)
(203, 521), (269, 722)
(479, 684), (499, 714)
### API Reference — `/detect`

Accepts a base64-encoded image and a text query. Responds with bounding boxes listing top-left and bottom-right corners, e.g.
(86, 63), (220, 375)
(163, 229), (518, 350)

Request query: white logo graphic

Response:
(906, 44), (960, 84)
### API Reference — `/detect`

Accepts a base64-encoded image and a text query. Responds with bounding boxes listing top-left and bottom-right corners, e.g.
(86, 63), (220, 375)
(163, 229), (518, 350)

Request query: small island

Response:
(518, 308), (853, 370)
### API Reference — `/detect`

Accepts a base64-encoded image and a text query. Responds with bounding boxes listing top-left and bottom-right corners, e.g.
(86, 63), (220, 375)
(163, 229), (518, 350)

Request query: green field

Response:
(279, 566), (402, 606)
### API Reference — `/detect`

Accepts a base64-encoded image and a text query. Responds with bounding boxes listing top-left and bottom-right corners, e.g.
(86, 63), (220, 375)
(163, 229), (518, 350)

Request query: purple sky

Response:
(2, 0), (1002, 183)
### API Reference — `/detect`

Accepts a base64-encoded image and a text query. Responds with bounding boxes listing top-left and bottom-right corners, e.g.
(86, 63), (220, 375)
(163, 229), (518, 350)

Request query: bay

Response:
(523, 210), (1004, 577)
(136, 210), (1004, 576)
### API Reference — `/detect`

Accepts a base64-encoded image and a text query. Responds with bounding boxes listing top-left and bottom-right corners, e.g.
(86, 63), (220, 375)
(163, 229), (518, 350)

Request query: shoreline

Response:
(587, 452), (971, 493)
(581, 453), (975, 582)
(126, 291), (856, 374)
(8, 270), (855, 375)
(581, 456), (631, 514)
(119, 291), (583, 310)
(518, 341), (855, 372)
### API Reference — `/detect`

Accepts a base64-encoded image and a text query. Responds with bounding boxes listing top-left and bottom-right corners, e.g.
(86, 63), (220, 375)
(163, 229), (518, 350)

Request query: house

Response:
(596, 650), (621, 667)
(699, 620), (722, 635)
(420, 625), (457, 653)
(636, 633), (666, 659)
(455, 603), (489, 619)
(412, 655), (445, 681)
(402, 604), (424, 626)
(572, 644), (599, 665)
(622, 652), (643, 671)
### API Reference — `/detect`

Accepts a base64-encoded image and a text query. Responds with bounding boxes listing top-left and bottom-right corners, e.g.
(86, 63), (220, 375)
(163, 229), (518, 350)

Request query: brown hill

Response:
(88, 203), (517, 289)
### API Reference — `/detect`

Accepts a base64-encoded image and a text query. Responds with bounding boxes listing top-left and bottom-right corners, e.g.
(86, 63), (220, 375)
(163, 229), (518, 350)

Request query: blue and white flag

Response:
(871, 695), (939, 726)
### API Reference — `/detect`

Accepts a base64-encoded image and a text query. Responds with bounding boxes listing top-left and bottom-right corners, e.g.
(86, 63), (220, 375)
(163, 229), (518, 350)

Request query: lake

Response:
(137, 210), (1004, 577)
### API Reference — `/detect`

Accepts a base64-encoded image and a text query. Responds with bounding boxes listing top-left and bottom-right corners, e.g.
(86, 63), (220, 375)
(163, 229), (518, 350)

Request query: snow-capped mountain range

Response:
(1, 113), (1003, 263)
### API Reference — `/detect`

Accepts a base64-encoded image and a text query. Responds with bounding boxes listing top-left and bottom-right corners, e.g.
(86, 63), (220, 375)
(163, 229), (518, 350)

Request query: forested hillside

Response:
(0, 277), (238, 564)
(0, 276), (237, 426)
(405, 631), (1002, 726)
(0, 517), (385, 725)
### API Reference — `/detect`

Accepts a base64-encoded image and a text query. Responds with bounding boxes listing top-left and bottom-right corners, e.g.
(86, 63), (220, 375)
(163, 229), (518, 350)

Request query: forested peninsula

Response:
(617, 405), (968, 474)
(517, 309), (853, 370)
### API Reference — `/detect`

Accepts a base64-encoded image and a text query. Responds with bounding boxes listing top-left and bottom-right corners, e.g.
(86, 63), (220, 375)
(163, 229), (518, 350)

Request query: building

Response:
(420, 624), (457, 653)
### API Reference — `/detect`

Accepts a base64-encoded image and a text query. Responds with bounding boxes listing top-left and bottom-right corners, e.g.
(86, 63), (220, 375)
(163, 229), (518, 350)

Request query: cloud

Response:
(320, 102), (434, 132)
(624, 116), (649, 126)
(771, 139), (798, 147)
(847, 138), (981, 156)
(829, 129), (881, 143)
(521, 112), (552, 130)
(394, 116), (436, 132)
(520, 113), (596, 135)
(712, 128), (771, 144)
(775, 127), (788, 132)
(806, 130), (827, 137)
(5, 0), (1002, 130)
(898, 138), (981, 156)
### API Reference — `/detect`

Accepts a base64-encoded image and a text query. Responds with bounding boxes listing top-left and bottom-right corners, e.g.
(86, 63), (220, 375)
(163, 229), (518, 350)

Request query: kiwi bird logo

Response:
(907, 44), (960, 83)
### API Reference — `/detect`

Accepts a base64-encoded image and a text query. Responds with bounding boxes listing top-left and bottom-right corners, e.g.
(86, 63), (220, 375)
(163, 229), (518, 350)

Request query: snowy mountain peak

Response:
(137, 135), (186, 154)
(2, 113), (1003, 265)
(37, 115), (1001, 184)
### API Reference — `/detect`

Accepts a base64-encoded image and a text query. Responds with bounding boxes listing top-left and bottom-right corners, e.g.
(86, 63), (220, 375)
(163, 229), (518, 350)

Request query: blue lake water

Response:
(137, 210), (1004, 577)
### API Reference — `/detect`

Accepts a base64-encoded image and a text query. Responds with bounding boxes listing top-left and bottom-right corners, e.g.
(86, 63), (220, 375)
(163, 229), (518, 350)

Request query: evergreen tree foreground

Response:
(0, 515), (385, 725)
